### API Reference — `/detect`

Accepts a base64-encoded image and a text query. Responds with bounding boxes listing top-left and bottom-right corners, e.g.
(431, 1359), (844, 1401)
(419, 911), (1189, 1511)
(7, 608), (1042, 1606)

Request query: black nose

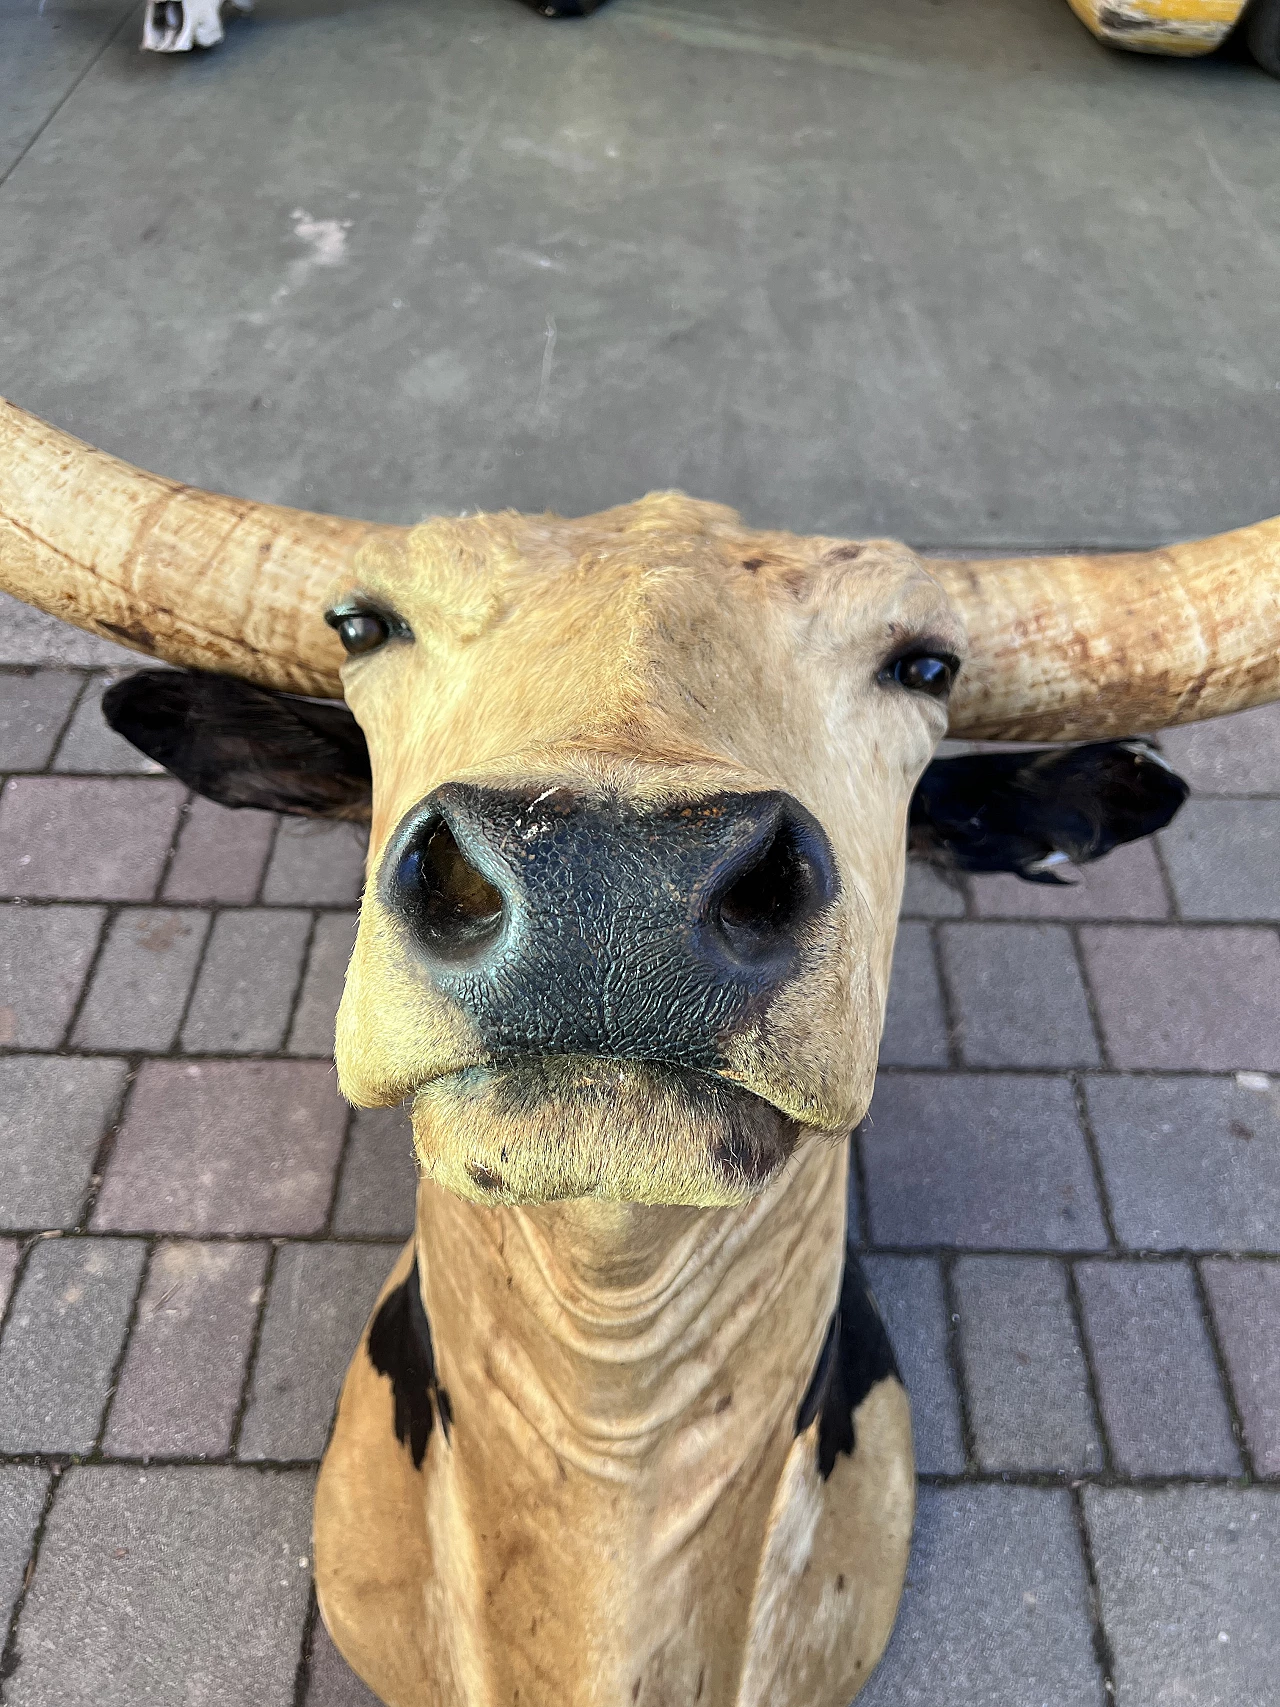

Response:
(382, 785), (839, 1069)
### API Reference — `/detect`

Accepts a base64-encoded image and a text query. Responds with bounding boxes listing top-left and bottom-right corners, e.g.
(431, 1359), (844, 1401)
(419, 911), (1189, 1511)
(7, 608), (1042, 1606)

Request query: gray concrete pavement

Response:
(2, 0), (1279, 544)
(1, 0), (1278, 1702)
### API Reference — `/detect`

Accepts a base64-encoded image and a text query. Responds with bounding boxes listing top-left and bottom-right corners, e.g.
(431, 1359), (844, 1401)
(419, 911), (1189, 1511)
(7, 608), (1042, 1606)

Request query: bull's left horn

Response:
(0, 398), (404, 697)
(934, 516), (1280, 742)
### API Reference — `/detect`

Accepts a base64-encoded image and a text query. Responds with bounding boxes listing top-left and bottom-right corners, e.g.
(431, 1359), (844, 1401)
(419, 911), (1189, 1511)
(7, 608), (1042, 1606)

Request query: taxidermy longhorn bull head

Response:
(2, 398), (1277, 1707)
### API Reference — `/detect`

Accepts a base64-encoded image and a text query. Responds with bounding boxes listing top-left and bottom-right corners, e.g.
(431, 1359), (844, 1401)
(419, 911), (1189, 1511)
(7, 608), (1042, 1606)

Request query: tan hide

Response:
(315, 1143), (914, 1707)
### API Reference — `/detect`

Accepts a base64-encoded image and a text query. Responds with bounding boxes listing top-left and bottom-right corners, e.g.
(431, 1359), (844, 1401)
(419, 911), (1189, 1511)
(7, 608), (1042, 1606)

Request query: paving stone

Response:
(1081, 926), (1280, 1072)
(71, 908), (208, 1052)
(1201, 1260), (1280, 1478)
(953, 1255), (1100, 1473)
(93, 1060), (347, 1235)
(8, 1465), (314, 1707)
(263, 819), (368, 907)
(181, 909), (312, 1053)
(1076, 1260), (1239, 1477)
(969, 837), (1169, 921)
(289, 912), (358, 1057)
(862, 1074), (1106, 1251)
(1159, 799), (1280, 922)
(0, 776), (185, 900)
(52, 672), (167, 775)
(0, 594), (137, 669)
(0, 1466), (49, 1635)
(0, 1237), (19, 1314)
(1159, 702), (1280, 796)
(105, 1241), (269, 1461)
(0, 1055), (128, 1230)
(238, 1243), (396, 1462)
(879, 921), (949, 1069)
(900, 861), (966, 918)
(1085, 1487), (1280, 1707)
(163, 797), (279, 904)
(307, 1620), (383, 1707)
(0, 1237), (147, 1455)
(0, 670), (82, 771)
(332, 1105), (418, 1239)
(861, 1254), (964, 1475)
(1085, 1074), (1280, 1252)
(857, 1485), (1102, 1707)
(0, 903), (104, 1048)
(939, 922), (1099, 1068)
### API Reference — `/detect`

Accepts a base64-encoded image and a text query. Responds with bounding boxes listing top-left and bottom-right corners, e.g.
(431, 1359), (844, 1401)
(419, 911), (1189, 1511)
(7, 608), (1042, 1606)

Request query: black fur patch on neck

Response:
(366, 1256), (452, 1469)
(795, 1246), (899, 1479)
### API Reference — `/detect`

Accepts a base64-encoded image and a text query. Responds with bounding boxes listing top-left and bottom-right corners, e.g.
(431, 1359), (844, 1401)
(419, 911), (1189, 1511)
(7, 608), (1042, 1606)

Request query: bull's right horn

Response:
(0, 397), (405, 698)
(935, 516), (1280, 743)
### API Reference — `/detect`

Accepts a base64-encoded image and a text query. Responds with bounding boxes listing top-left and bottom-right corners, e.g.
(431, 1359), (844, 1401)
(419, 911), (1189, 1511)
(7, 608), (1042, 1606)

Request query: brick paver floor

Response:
(1, 612), (1276, 1705)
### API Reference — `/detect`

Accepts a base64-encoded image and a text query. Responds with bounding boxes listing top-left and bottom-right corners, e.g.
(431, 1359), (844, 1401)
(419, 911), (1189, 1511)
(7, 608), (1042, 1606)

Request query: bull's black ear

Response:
(101, 669), (371, 819)
(909, 740), (1188, 884)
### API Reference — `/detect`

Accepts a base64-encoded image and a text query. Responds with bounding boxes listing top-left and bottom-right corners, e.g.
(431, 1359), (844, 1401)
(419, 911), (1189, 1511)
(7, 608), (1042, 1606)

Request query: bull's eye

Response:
(882, 648), (959, 699)
(325, 606), (393, 656)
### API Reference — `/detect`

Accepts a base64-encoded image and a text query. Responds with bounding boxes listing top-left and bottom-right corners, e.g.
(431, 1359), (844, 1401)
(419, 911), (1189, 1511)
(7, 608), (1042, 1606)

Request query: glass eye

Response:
(327, 608), (390, 656)
(884, 650), (958, 698)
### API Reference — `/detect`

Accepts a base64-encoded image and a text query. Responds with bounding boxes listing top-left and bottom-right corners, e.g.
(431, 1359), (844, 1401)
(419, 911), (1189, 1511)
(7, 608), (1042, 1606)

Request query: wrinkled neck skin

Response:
(416, 1134), (850, 1707)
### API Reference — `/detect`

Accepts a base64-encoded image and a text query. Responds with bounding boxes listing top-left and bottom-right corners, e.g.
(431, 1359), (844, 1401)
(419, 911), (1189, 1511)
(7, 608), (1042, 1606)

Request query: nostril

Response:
(711, 818), (832, 961)
(397, 818), (504, 961)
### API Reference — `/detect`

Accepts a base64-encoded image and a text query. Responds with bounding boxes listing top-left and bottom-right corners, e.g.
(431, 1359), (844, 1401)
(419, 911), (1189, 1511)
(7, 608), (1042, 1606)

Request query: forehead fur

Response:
(344, 491), (939, 639)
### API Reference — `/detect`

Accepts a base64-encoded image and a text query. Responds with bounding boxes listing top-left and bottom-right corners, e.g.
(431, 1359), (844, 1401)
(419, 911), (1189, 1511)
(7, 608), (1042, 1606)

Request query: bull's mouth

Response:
(407, 1056), (805, 1208)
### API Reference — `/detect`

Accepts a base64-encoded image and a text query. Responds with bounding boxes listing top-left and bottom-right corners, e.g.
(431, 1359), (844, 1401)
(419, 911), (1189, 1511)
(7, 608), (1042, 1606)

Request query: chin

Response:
(408, 1057), (807, 1208)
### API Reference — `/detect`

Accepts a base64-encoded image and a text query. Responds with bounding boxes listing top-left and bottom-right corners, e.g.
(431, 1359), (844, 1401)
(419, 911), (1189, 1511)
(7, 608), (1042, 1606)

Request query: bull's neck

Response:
(414, 1136), (850, 1706)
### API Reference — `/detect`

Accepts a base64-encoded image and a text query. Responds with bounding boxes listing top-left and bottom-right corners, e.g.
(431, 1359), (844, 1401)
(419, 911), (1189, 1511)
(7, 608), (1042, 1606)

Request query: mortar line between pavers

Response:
(283, 910), (323, 1058)
(916, 1469), (1280, 1490)
(153, 787), (196, 900)
(1149, 824), (1183, 921)
(1067, 925), (1113, 1072)
(0, 1451), (1270, 1488)
(230, 1242), (281, 1460)
(171, 903), (225, 1053)
(53, 900), (115, 1054)
(293, 1586), (321, 1707)
(11, 883), (1265, 930)
(0, 1043), (347, 1065)
(0, 896), (367, 916)
(938, 1253), (979, 1473)
(3, 1229), (1273, 1261)
(324, 1105), (361, 1238)
(91, 1238), (156, 1455)
(0, 1461), (63, 1692)
(1066, 1257), (1117, 1475)
(40, 671), (94, 773)
(927, 920), (965, 1069)
(0, 1227), (423, 1248)
(0, 3), (139, 194)
(1070, 1072), (1121, 1250)
(1069, 1481), (1119, 1702)
(0, 1449), (329, 1473)
(1190, 1256), (1257, 1483)
(0, 1237), (39, 1360)
(74, 1054), (143, 1231)
(254, 816), (286, 907)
